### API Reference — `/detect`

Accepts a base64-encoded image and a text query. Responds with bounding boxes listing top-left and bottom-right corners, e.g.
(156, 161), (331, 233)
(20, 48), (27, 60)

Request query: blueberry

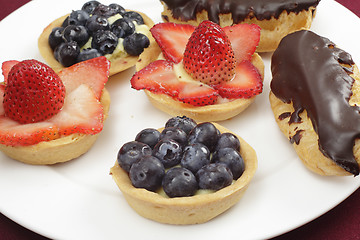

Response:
(123, 11), (144, 25)
(123, 33), (150, 56)
(196, 163), (233, 191)
(48, 27), (64, 50)
(159, 127), (187, 147)
(81, 1), (101, 15)
(212, 148), (245, 180)
(165, 116), (197, 135)
(62, 25), (89, 47)
(85, 15), (110, 35)
(117, 141), (152, 172)
(188, 122), (219, 152)
(215, 132), (241, 152)
(109, 3), (126, 15)
(67, 10), (90, 26)
(135, 128), (160, 149)
(54, 41), (80, 67)
(181, 143), (210, 174)
(61, 16), (70, 28)
(91, 30), (118, 55)
(76, 48), (102, 62)
(110, 18), (135, 38)
(162, 167), (198, 198)
(153, 139), (183, 168)
(129, 156), (165, 192)
(92, 4), (120, 17)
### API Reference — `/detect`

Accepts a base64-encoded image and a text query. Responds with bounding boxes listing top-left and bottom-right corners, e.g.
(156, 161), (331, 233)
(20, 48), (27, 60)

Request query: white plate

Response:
(0, 0), (359, 239)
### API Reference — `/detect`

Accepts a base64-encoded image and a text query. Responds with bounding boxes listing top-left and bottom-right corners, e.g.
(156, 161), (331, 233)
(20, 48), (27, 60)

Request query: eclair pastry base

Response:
(38, 11), (155, 76)
(0, 88), (110, 165)
(269, 64), (360, 176)
(161, 3), (317, 52)
(136, 44), (265, 122)
(110, 122), (257, 224)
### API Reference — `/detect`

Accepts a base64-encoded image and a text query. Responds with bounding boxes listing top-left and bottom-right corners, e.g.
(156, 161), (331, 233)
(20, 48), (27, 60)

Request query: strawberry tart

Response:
(160, 0), (321, 52)
(38, 1), (155, 76)
(132, 20), (264, 122)
(0, 57), (110, 165)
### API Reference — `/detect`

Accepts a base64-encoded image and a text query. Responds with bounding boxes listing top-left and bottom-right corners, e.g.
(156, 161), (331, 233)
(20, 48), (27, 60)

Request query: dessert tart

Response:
(160, 0), (321, 52)
(270, 30), (360, 176)
(38, 1), (155, 76)
(110, 116), (257, 224)
(132, 20), (264, 122)
(0, 56), (110, 165)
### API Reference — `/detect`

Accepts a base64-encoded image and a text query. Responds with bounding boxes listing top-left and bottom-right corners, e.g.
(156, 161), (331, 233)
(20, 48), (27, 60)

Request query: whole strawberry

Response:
(183, 20), (236, 86)
(3, 59), (66, 124)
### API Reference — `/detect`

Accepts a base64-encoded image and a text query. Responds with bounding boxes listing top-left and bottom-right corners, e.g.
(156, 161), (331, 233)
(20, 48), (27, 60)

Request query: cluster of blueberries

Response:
(117, 116), (246, 198)
(48, 1), (150, 67)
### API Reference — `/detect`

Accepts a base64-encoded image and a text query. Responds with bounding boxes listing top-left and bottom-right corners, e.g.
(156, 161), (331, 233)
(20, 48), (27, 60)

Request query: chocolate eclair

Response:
(269, 30), (360, 176)
(160, 0), (321, 52)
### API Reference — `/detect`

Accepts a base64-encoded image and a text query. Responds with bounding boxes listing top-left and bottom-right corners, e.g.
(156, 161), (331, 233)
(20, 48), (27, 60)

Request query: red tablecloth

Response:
(0, 0), (360, 239)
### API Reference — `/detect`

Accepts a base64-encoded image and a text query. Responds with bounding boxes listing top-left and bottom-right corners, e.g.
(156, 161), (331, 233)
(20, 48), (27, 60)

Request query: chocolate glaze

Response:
(271, 30), (359, 176)
(290, 130), (303, 145)
(161, 0), (320, 23)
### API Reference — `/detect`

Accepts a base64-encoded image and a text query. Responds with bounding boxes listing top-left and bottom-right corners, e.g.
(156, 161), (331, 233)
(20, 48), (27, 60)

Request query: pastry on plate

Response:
(110, 116), (257, 224)
(38, 1), (155, 76)
(131, 20), (264, 122)
(160, 0), (321, 52)
(270, 30), (360, 176)
(0, 56), (110, 165)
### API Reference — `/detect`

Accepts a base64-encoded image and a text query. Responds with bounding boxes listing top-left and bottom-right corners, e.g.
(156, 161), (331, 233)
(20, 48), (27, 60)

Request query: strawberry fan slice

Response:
(133, 21), (263, 107)
(0, 57), (110, 147)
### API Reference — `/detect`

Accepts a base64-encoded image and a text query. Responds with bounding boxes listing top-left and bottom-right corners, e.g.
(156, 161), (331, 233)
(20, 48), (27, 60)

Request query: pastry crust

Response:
(161, 3), (317, 52)
(269, 64), (360, 176)
(38, 11), (155, 76)
(136, 43), (264, 122)
(110, 122), (257, 224)
(0, 88), (110, 165)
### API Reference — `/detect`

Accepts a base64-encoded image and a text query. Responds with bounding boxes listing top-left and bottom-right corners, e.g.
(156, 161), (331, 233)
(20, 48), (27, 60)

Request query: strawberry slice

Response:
(214, 60), (263, 99)
(131, 60), (182, 97)
(178, 83), (218, 106)
(0, 117), (59, 146)
(0, 84), (5, 116)
(183, 20), (236, 85)
(131, 59), (218, 106)
(1, 60), (19, 84)
(50, 84), (104, 136)
(58, 56), (110, 99)
(223, 24), (261, 62)
(150, 23), (195, 63)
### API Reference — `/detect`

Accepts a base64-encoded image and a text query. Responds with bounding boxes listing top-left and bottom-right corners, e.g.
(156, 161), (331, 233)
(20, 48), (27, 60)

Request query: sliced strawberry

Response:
(131, 60), (182, 97)
(49, 84), (104, 136)
(58, 56), (110, 99)
(223, 23), (260, 62)
(0, 117), (59, 147)
(0, 84), (5, 116)
(150, 23), (195, 63)
(214, 60), (263, 99)
(178, 83), (218, 106)
(1, 60), (19, 84)
(131, 59), (218, 106)
(183, 21), (236, 85)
